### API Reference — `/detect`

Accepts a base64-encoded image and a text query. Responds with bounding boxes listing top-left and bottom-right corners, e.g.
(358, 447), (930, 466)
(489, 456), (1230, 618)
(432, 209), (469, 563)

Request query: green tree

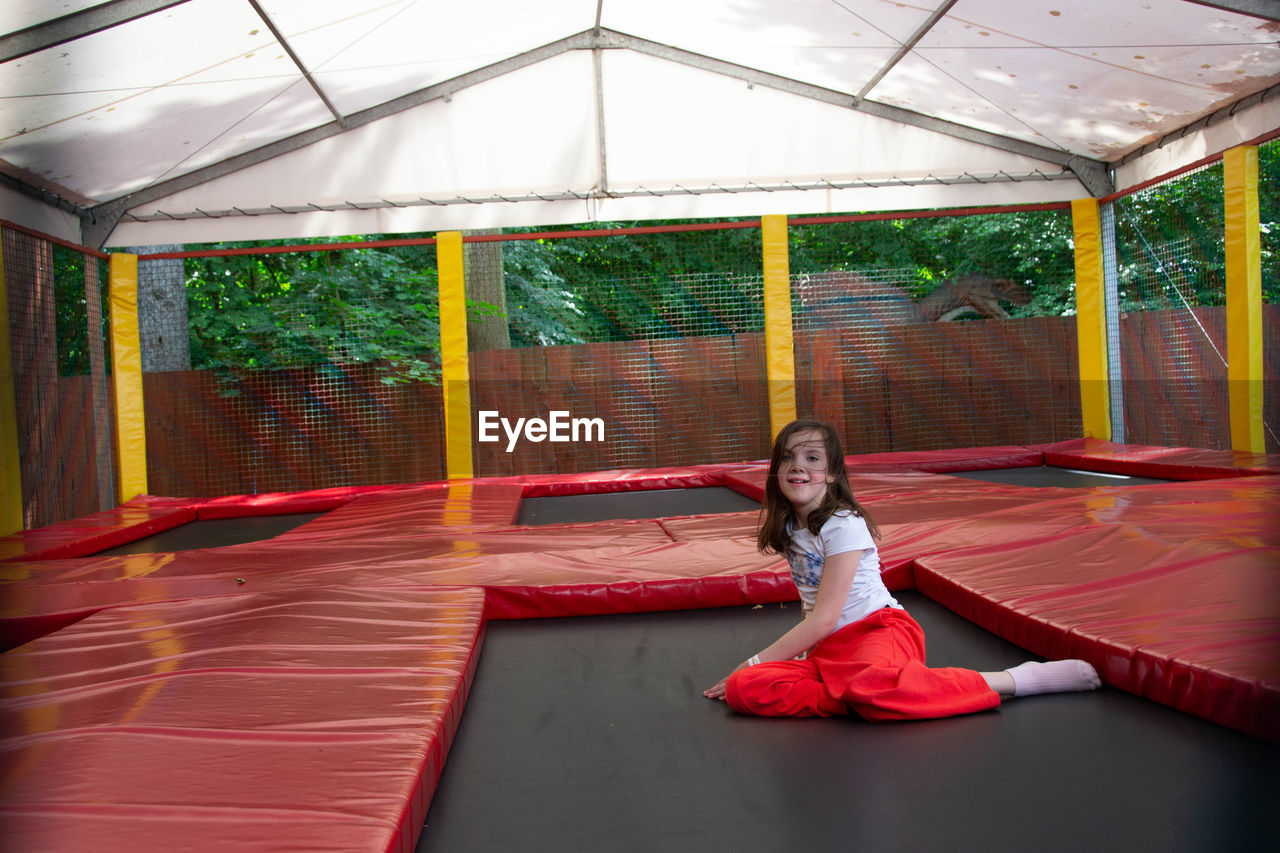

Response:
(173, 140), (1276, 367)
(185, 239), (441, 383)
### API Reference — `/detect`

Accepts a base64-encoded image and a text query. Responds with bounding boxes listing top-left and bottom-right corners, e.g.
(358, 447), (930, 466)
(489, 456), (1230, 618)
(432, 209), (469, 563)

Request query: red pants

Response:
(725, 607), (1001, 721)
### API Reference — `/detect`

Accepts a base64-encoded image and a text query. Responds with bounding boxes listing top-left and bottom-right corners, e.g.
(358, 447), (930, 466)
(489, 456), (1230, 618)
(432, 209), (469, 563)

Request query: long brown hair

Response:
(756, 419), (880, 555)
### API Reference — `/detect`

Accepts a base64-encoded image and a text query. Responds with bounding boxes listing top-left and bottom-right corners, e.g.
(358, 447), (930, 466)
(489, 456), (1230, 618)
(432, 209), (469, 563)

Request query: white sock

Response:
(1007, 660), (1101, 697)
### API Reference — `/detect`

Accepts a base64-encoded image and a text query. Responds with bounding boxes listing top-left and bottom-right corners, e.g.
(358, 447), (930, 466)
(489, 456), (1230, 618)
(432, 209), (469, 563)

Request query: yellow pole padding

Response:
(762, 214), (796, 439)
(1071, 198), (1111, 441)
(436, 231), (473, 479)
(0, 237), (24, 533)
(1223, 145), (1264, 454)
(109, 253), (148, 502)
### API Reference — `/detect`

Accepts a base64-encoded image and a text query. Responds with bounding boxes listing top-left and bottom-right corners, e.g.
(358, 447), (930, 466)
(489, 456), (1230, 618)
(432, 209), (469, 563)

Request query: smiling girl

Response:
(703, 419), (1100, 720)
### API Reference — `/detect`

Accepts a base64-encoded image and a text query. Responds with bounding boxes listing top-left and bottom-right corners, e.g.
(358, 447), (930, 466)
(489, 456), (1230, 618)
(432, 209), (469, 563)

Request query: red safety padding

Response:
(914, 517), (1280, 743)
(844, 444), (1048, 473)
(848, 467), (1036, 501)
(296, 482), (525, 532)
(0, 586), (485, 852)
(719, 470), (767, 501)
(721, 460), (1044, 505)
(1041, 437), (1280, 479)
(0, 607), (99, 653)
(0, 504), (197, 562)
(192, 482), (396, 518)
(658, 511), (760, 541)
(479, 462), (757, 498)
(6, 443), (1278, 853)
(1, 574), (247, 652)
(1, 534), (790, 650)
(483, 570), (796, 619)
(5, 447), (1279, 749)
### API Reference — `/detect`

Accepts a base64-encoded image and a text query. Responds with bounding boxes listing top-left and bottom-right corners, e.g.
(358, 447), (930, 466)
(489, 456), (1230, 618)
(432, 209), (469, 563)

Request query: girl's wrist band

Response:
(747, 654), (761, 666)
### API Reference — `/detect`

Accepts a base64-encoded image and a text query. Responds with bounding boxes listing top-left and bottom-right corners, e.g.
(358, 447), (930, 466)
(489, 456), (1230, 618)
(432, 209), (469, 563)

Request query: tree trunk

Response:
(131, 245), (191, 372)
(463, 230), (510, 350)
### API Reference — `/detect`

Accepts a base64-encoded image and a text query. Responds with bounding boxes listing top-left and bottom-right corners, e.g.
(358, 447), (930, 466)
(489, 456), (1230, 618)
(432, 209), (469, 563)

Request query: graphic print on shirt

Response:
(790, 548), (823, 586)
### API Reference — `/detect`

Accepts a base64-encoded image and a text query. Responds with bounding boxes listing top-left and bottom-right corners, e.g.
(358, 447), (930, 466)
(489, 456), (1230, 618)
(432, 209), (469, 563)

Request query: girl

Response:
(704, 419), (1100, 719)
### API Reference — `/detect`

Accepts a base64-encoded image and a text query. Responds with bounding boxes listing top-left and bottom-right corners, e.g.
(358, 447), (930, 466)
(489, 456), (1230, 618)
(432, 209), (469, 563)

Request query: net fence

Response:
(2, 227), (114, 529)
(1262, 136), (1280, 453)
(6, 147), (1275, 526)
(1110, 138), (1279, 452)
(469, 225), (769, 475)
(788, 209), (1080, 453)
(1111, 160), (1231, 448)
(142, 240), (446, 497)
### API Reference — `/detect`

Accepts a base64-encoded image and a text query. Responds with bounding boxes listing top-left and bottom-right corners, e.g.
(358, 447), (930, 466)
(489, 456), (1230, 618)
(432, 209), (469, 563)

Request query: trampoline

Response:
(94, 512), (326, 555)
(2, 439), (1278, 852)
(518, 486), (760, 525)
(420, 593), (1277, 852)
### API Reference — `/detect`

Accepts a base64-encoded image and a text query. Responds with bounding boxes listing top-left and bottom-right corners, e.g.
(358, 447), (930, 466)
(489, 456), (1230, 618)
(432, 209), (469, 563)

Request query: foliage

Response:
(788, 211), (1078, 317)
(501, 227), (765, 344)
(1112, 141), (1280, 310)
(1258, 138), (1280, 305)
(1114, 166), (1227, 311)
(498, 208), (1080, 346)
(184, 239), (442, 383)
(51, 246), (108, 377)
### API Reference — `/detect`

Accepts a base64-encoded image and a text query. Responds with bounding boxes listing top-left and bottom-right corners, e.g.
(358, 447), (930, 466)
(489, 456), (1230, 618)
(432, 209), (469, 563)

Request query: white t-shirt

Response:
(786, 510), (900, 633)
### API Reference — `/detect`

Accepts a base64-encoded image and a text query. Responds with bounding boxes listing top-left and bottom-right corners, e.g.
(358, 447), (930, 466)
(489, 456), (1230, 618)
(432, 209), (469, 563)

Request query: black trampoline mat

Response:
(517, 486), (760, 526)
(419, 590), (1277, 853)
(94, 512), (326, 556)
(947, 465), (1170, 488)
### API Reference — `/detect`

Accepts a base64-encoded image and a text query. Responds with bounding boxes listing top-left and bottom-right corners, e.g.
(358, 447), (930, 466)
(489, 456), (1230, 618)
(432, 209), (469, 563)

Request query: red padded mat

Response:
(915, 513), (1280, 742)
(0, 586), (484, 852)
(1042, 437), (1280, 479)
(3, 446), (1279, 851)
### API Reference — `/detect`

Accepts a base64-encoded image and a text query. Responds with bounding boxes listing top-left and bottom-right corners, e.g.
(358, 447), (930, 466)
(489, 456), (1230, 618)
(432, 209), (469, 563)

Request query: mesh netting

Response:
(1262, 137), (1280, 452)
(470, 226), (770, 475)
(1111, 161), (1231, 448)
(142, 240), (446, 496)
(8, 158), (1275, 524)
(2, 226), (114, 528)
(788, 210), (1080, 452)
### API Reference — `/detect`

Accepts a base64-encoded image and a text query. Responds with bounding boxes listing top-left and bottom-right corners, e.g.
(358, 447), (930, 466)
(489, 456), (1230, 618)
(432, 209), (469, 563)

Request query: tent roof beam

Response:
(0, 0), (194, 63)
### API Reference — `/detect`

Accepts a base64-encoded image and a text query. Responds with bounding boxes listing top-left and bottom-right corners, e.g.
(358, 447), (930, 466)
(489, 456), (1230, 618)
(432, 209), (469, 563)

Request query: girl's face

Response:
(777, 429), (833, 518)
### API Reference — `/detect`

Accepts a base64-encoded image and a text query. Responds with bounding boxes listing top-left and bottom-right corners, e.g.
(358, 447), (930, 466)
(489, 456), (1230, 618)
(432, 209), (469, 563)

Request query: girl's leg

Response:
(982, 670), (1016, 696)
(995, 660), (1101, 697)
(810, 608), (1001, 722)
(726, 611), (1100, 719)
(725, 658), (848, 717)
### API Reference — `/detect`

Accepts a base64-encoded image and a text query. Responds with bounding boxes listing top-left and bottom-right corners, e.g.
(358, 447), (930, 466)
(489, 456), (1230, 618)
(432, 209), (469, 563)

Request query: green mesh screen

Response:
(142, 240), (446, 496)
(1112, 161), (1231, 448)
(2, 226), (114, 528)
(787, 210), (1081, 453)
(469, 226), (770, 475)
(13, 171), (1273, 525)
(1261, 137), (1280, 453)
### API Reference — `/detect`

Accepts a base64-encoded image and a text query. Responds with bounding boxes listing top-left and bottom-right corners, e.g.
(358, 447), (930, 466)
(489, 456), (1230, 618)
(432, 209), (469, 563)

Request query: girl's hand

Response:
(704, 655), (757, 700)
(703, 675), (730, 701)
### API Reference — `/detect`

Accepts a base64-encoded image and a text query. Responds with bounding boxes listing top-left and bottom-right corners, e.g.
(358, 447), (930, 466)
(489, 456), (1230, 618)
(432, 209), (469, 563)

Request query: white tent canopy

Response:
(2, 0), (1277, 248)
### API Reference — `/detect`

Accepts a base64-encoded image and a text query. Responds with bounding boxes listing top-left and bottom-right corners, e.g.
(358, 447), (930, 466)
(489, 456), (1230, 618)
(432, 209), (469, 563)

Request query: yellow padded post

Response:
(109, 253), (148, 503)
(0, 237), (23, 533)
(1223, 145), (1264, 453)
(436, 231), (473, 479)
(1071, 198), (1111, 440)
(762, 214), (796, 439)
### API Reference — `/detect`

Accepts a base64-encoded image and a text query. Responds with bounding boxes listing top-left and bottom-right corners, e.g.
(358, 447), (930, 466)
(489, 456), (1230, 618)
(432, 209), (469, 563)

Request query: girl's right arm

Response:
(703, 549), (862, 700)
(753, 548), (860, 662)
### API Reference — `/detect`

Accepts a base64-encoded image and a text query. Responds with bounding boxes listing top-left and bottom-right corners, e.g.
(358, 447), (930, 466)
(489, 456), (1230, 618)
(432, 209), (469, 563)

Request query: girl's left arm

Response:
(702, 549), (862, 700)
